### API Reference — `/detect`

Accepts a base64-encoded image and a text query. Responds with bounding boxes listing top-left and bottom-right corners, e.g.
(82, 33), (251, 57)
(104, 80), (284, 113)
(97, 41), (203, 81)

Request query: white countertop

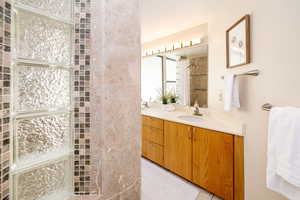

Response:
(141, 107), (244, 136)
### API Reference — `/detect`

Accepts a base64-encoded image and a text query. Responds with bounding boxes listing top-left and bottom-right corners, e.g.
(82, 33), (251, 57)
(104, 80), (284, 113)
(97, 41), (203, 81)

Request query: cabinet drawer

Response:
(142, 125), (164, 145)
(142, 116), (163, 130)
(150, 117), (164, 130)
(148, 127), (164, 145)
(146, 141), (164, 166)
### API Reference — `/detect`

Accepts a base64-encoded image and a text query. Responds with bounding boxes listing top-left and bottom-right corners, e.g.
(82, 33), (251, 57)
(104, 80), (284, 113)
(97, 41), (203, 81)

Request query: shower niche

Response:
(11, 0), (74, 199)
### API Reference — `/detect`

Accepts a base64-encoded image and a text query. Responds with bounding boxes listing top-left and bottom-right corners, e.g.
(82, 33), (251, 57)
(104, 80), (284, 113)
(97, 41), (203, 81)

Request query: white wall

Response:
(208, 0), (300, 199)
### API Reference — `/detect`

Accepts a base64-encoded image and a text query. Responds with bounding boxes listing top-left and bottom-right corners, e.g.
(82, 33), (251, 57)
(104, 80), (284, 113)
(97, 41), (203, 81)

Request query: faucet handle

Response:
(193, 100), (199, 108)
(142, 101), (149, 108)
(193, 101), (203, 116)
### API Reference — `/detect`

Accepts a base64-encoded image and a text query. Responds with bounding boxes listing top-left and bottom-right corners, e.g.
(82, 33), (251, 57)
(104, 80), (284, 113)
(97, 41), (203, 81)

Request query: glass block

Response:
(14, 159), (72, 200)
(15, 64), (70, 113)
(15, 113), (70, 164)
(17, 10), (71, 65)
(16, 0), (72, 21)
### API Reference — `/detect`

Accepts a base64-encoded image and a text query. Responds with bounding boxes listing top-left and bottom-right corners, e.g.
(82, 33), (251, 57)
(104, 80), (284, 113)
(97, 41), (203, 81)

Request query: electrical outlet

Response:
(218, 90), (223, 102)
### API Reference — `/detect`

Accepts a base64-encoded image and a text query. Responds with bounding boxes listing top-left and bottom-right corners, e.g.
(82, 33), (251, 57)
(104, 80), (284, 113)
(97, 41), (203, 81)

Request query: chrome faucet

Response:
(142, 101), (150, 108)
(193, 101), (203, 116)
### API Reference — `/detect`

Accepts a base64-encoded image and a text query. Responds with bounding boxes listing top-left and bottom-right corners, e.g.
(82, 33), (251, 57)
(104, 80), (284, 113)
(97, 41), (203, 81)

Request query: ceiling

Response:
(141, 0), (216, 43)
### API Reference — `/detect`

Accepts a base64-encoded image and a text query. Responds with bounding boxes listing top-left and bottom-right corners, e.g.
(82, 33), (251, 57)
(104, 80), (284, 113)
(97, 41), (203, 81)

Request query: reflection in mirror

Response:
(141, 56), (163, 102)
(141, 45), (208, 107)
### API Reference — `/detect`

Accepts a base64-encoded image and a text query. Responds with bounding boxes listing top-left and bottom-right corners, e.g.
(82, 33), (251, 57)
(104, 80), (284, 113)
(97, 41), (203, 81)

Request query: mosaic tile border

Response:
(73, 0), (92, 195)
(0, 0), (11, 200)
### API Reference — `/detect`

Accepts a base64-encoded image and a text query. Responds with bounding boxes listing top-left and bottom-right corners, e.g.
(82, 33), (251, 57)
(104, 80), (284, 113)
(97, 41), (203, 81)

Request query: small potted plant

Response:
(169, 94), (179, 104)
(157, 89), (169, 105)
(162, 95), (169, 104)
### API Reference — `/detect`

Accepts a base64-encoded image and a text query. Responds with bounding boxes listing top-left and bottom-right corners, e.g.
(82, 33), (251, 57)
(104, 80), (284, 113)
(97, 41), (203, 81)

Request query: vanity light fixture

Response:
(192, 39), (202, 45)
(182, 40), (191, 47)
(142, 38), (204, 58)
(159, 46), (166, 53)
(153, 48), (160, 54)
(165, 44), (174, 51)
(145, 49), (152, 56)
(173, 42), (182, 49)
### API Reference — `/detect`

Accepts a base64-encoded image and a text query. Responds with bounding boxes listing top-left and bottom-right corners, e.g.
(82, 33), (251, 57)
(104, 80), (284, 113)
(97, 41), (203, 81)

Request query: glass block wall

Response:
(0, 0), (96, 199)
(11, 0), (74, 199)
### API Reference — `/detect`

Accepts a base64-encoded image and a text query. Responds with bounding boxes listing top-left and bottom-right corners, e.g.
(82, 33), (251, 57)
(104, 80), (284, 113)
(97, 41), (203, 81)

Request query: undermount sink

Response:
(177, 115), (204, 123)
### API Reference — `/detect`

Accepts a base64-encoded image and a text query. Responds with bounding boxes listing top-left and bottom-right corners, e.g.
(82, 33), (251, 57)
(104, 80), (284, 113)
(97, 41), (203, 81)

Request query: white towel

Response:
(267, 107), (300, 200)
(224, 74), (240, 111)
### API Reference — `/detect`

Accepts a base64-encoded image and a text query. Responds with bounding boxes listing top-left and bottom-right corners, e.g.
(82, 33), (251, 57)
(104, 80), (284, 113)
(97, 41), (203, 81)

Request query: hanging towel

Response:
(267, 107), (300, 200)
(224, 74), (240, 111)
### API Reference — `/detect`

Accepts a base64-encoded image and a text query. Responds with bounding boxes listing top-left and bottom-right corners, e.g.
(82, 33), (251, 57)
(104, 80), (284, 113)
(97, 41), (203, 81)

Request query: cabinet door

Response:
(164, 121), (192, 180)
(193, 128), (234, 200)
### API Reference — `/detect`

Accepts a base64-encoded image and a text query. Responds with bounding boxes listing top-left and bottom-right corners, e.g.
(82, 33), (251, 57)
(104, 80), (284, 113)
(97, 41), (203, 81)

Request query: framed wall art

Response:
(226, 15), (251, 68)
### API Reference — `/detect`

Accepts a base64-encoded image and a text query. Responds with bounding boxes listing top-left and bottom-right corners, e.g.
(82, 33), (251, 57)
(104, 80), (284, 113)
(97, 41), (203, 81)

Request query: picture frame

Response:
(226, 15), (251, 68)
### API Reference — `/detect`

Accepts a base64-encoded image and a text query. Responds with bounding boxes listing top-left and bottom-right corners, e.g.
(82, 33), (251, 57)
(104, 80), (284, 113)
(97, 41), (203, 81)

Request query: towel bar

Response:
(262, 103), (273, 111)
(221, 69), (260, 79)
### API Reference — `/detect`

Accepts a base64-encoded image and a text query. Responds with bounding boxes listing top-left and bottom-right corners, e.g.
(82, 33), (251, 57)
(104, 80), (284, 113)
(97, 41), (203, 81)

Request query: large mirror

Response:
(141, 45), (208, 107)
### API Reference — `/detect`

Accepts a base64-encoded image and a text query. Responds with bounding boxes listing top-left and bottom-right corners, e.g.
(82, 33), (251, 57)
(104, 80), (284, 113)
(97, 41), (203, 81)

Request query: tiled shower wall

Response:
(190, 57), (208, 106)
(0, 1), (11, 200)
(0, 0), (141, 199)
(176, 56), (208, 106)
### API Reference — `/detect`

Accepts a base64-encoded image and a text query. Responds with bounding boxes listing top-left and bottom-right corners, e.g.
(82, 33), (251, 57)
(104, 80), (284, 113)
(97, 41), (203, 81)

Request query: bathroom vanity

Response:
(141, 109), (244, 200)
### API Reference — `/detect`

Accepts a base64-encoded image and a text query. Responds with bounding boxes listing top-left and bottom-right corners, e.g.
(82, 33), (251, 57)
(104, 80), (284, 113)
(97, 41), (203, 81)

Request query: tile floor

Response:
(141, 158), (222, 200)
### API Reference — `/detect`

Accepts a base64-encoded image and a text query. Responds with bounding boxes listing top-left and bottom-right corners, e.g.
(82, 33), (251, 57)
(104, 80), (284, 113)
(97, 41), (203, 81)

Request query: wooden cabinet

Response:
(164, 121), (192, 180)
(141, 115), (244, 200)
(142, 116), (164, 165)
(192, 127), (234, 200)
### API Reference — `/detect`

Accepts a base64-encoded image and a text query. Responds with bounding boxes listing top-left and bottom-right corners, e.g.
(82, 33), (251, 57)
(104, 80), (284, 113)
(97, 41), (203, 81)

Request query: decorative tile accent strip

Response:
(1, 0), (11, 200)
(73, 0), (92, 195)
